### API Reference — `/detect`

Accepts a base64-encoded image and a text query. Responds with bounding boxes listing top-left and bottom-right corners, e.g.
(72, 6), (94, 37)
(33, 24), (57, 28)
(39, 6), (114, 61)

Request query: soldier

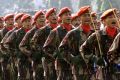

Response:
(77, 6), (95, 36)
(43, 7), (74, 80)
(80, 8), (120, 80)
(28, 10), (46, 80)
(0, 13), (14, 80)
(31, 8), (58, 80)
(1, 13), (24, 80)
(107, 32), (120, 80)
(1, 13), (24, 50)
(19, 11), (45, 80)
(71, 13), (80, 27)
(4, 14), (32, 80)
(91, 12), (100, 30)
(107, 16), (120, 79)
(0, 17), (4, 79)
(59, 6), (94, 80)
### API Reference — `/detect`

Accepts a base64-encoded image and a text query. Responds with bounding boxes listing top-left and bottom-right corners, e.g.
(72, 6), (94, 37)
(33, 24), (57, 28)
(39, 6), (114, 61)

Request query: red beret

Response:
(34, 10), (45, 21)
(77, 6), (90, 16)
(71, 14), (78, 21)
(46, 8), (56, 19)
(0, 17), (4, 21)
(101, 8), (116, 20)
(14, 13), (24, 21)
(4, 13), (14, 21)
(21, 14), (31, 23)
(58, 7), (71, 17)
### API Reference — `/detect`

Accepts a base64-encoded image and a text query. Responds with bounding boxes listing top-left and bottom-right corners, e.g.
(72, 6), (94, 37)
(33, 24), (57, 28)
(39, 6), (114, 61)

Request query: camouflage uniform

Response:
(31, 24), (57, 80)
(59, 27), (94, 80)
(0, 27), (9, 80)
(4, 28), (28, 80)
(19, 26), (40, 80)
(107, 33), (120, 79)
(43, 25), (74, 80)
(80, 27), (119, 80)
(0, 27), (17, 80)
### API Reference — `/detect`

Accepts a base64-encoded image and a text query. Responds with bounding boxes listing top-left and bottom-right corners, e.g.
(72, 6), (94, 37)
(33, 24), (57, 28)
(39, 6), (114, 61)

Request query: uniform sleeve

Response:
(107, 33), (120, 62)
(80, 32), (96, 62)
(30, 28), (45, 51)
(0, 31), (12, 52)
(19, 32), (31, 56)
(58, 31), (73, 62)
(30, 30), (40, 50)
(43, 30), (56, 54)
(59, 31), (72, 53)
(4, 31), (16, 51)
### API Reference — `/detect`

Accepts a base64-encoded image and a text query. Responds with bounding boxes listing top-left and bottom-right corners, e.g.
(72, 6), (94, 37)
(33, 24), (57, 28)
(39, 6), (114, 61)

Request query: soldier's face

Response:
(104, 14), (117, 27)
(36, 14), (45, 26)
(5, 17), (14, 26)
(91, 20), (100, 30)
(48, 12), (57, 24)
(61, 12), (71, 24)
(16, 18), (22, 25)
(90, 16), (98, 28)
(22, 18), (31, 29)
(80, 12), (91, 25)
(92, 16), (97, 21)
(71, 17), (80, 27)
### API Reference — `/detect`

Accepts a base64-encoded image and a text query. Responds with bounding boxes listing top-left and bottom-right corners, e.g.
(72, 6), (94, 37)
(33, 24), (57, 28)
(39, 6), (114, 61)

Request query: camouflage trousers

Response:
(55, 59), (72, 80)
(42, 57), (57, 80)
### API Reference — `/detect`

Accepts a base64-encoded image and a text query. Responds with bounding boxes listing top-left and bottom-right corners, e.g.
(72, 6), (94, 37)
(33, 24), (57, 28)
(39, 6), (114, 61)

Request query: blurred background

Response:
(0, 0), (120, 16)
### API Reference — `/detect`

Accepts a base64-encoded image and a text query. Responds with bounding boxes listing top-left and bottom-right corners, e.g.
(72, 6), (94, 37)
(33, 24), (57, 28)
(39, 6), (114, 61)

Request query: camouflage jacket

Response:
(4, 28), (27, 52)
(0, 27), (9, 42)
(31, 25), (54, 53)
(80, 28), (119, 64)
(0, 27), (17, 53)
(43, 25), (74, 59)
(0, 27), (9, 56)
(59, 27), (94, 56)
(108, 33), (120, 63)
(19, 26), (39, 57)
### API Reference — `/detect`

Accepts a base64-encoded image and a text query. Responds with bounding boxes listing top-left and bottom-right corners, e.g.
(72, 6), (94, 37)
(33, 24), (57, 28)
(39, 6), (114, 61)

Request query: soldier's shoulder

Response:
(35, 26), (46, 34)
(70, 27), (81, 33)
(15, 28), (22, 33)
(51, 26), (60, 32)
(26, 27), (35, 34)
(6, 30), (12, 35)
(14, 28), (23, 35)
(29, 26), (37, 32)
(116, 32), (120, 37)
(1, 27), (7, 32)
(39, 26), (48, 31)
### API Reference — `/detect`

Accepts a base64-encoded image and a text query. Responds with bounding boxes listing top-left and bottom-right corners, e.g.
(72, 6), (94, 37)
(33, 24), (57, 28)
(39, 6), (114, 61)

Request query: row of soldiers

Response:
(0, 6), (120, 80)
